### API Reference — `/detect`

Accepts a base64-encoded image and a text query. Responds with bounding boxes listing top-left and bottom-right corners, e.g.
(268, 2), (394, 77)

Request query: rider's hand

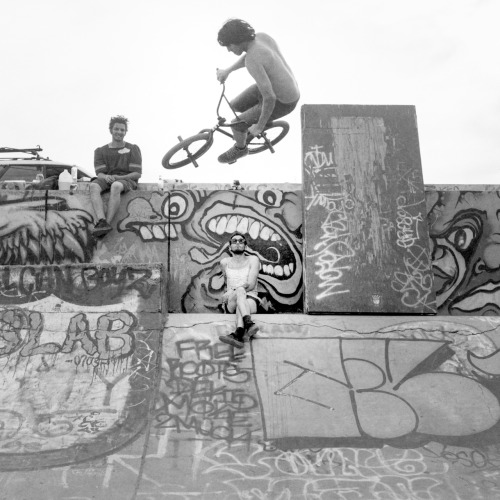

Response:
(216, 68), (229, 84)
(248, 124), (264, 137)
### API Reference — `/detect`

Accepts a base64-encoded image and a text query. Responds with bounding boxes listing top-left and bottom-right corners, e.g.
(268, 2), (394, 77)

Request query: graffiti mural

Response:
(0, 312), (500, 497)
(427, 189), (500, 315)
(0, 306), (159, 471)
(0, 189), (95, 265)
(0, 263), (162, 472)
(0, 263), (161, 307)
(117, 189), (303, 313)
(302, 105), (435, 314)
(130, 314), (500, 500)
(155, 334), (260, 446)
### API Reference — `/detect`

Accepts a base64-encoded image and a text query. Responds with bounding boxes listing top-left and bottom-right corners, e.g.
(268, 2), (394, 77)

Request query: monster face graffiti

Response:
(0, 191), (94, 265)
(119, 189), (303, 312)
(428, 190), (500, 315)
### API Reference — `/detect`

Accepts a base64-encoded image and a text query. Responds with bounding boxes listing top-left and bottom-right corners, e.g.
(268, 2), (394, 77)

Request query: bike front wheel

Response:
(162, 132), (214, 169)
(247, 121), (290, 155)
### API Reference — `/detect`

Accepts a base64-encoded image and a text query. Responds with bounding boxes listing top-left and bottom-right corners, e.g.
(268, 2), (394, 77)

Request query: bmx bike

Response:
(161, 84), (290, 169)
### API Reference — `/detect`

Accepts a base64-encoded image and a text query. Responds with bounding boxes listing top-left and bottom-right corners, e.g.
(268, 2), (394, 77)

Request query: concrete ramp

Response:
(2, 313), (498, 498)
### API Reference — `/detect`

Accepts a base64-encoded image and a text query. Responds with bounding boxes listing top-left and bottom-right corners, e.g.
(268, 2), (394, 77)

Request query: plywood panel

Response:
(302, 105), (435, 313)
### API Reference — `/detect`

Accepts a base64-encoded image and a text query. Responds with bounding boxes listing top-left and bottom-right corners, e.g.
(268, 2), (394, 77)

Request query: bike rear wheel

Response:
(162, 132), (214, 169)
(247, 121), (290, 155)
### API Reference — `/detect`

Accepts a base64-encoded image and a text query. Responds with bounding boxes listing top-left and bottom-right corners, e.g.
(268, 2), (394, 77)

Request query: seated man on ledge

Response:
(91, 115), (142, 237)
(219, 232), (261, 349)
(216, 18), (300, 164)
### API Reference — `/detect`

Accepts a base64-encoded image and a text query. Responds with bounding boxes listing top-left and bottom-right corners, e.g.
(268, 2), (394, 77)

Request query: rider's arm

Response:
(217, 55), (246, 83)
(246, 59), (276, 134)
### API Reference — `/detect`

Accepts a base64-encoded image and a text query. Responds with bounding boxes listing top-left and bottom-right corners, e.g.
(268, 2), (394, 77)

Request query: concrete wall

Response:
(1, 183), (499, 315)
(1, 185), (500, 498)
(0, 185), (303, 314)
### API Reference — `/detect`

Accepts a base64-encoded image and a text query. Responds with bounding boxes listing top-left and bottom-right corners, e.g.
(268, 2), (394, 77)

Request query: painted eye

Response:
(164, 194), (188, 219)
(446, 227), (476, 252)
(257, 189), (283, 207)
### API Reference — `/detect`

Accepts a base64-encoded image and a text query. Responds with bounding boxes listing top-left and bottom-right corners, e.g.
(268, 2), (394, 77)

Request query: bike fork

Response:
(177, 136), (199, 168)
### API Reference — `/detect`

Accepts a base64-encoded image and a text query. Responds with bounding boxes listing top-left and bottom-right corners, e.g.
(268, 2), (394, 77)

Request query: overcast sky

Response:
(2, 0), (499, 185)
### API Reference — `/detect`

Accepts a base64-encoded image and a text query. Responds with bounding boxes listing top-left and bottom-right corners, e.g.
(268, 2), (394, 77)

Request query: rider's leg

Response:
(230, 85), (261, 147)
(218, 85), (262, 163)
(230, 84), (260, 113)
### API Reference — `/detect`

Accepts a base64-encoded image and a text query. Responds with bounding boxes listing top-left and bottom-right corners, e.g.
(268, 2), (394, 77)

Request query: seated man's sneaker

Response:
(218, 145), (249, 164)
(219, 332), (244, 349)
(93, 219), (112, 237)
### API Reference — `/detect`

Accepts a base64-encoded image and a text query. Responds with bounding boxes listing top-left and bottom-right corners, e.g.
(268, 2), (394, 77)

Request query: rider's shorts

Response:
(232, 84), (299, 124)
(271, 98), (299, 120)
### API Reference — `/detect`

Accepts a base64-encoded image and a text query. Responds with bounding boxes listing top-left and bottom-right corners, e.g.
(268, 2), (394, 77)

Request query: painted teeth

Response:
(260, 226), (272, 240)
(216, 217), (227, 235)
(261, 264), (290, 277)
(237, 218), (249, 233)
(139, 224), (177, 241)
(226, 215), (238, 233)
(209, 215), (281, 242)
(249, 221), (260, 239)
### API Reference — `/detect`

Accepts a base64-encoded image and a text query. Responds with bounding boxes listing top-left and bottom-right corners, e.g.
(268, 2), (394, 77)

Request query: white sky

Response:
(2, 0), (499, 185)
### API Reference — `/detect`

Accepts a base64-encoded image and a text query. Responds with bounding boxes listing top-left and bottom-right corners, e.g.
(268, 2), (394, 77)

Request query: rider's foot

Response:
(218, 145), (248, 164)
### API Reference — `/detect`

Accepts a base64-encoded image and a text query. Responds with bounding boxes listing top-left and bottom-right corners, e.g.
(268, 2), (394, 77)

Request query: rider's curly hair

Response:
(218, 19), (256, 47)
(109, 115), (129, 132)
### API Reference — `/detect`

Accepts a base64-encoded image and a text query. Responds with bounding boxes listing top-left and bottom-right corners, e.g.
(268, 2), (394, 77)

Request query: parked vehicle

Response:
(0, 146), (94, 190)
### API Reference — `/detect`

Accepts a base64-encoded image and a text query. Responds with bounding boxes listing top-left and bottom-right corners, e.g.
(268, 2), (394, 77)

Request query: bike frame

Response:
(209, 83), (248, 140)
(162, 83), (289, 169)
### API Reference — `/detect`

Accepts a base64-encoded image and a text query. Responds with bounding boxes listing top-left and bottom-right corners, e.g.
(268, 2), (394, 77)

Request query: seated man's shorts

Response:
(91, 177), (138, 192)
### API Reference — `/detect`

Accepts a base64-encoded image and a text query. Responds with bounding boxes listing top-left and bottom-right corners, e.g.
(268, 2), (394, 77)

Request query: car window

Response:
(46, 166), (62, 178)
(0, 164), (42, 182)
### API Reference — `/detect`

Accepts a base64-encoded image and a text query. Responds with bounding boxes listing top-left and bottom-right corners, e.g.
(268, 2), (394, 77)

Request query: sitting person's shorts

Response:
(91, 177), (138, 192)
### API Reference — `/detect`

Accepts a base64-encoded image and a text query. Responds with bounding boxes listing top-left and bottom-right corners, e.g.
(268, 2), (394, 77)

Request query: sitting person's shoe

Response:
(219, 332), (244, 349)
(218, 145), (249, 164)
(244, 321), (259, 341)
(93, 219), (112, 237)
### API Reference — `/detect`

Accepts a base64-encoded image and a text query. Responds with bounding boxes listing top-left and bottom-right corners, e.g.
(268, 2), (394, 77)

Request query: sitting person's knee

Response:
(110, 181), (124, 194)
(89, 182), (102, 194)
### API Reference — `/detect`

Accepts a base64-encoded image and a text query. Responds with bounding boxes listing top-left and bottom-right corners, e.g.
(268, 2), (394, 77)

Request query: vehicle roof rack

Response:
(0, 146), (45, 160)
